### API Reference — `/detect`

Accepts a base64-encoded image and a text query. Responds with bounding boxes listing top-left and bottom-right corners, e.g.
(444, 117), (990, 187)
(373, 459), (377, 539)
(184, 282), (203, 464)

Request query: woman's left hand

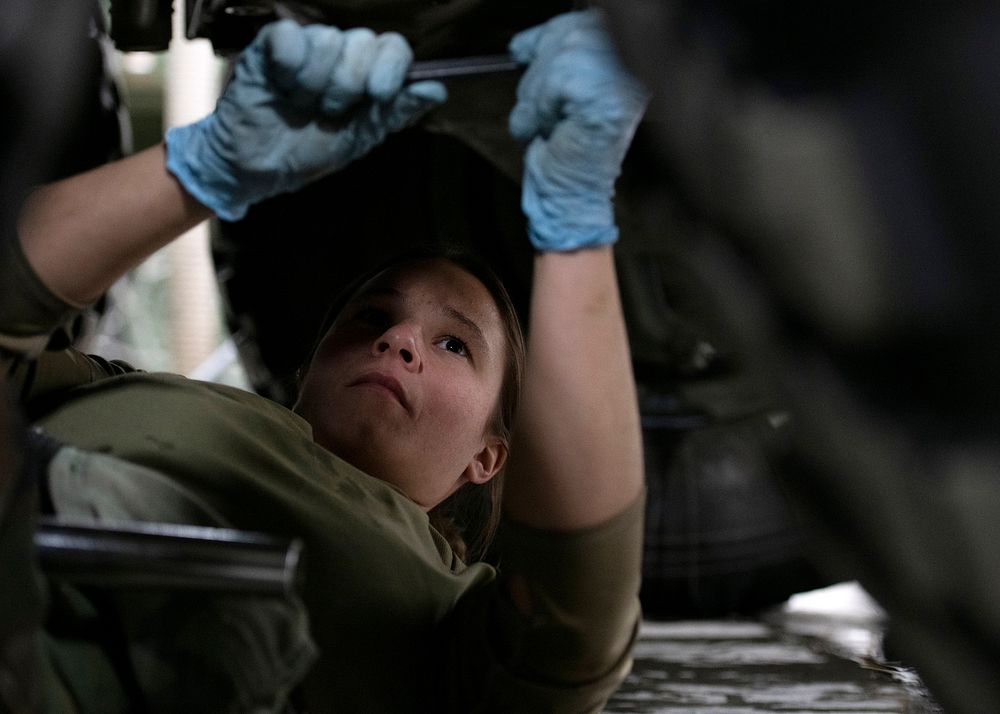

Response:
(509, 10), (649, 252)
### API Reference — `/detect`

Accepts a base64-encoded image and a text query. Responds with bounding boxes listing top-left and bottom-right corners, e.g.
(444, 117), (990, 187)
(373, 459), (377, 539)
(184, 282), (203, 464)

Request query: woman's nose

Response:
(373, 323), (422, 370)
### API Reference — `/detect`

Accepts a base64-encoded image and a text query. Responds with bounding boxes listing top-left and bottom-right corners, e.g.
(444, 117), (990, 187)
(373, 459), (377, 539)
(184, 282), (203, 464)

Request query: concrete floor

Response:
(604, 583), (939, 713)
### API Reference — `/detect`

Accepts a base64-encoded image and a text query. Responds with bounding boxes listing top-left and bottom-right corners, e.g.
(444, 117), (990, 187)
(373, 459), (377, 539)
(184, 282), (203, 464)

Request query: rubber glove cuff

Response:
(166, 122), (252, 222)
(521, 136), (620, 251)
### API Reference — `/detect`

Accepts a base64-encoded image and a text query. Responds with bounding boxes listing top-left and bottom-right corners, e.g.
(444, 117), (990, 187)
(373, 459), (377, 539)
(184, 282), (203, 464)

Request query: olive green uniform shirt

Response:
(1, 237), (642, 712)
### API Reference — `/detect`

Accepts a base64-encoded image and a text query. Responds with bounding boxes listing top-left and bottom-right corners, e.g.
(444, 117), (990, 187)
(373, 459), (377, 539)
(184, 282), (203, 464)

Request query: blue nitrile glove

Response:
(166, 20), (447, 221)
(509, 10), (648, 252)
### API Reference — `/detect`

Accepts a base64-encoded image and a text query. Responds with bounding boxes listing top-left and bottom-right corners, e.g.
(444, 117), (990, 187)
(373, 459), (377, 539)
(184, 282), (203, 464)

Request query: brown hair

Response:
(300, 249), (526, 562)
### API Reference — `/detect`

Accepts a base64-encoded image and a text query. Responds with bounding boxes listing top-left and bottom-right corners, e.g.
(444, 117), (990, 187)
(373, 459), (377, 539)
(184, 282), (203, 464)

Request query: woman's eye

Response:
(437, 337), (469, 358)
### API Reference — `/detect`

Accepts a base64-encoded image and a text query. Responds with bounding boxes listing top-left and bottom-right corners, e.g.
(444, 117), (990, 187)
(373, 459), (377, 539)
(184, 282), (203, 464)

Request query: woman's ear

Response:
(463, 438), (508, 485)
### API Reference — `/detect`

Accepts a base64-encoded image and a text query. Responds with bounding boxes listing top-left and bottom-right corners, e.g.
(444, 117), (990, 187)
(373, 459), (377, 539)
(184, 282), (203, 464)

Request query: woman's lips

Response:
(350, 372), (410, 412)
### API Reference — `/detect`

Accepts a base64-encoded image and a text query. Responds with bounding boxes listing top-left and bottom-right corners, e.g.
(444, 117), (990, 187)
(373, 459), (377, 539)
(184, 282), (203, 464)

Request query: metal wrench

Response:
(405, 54), (522, 82)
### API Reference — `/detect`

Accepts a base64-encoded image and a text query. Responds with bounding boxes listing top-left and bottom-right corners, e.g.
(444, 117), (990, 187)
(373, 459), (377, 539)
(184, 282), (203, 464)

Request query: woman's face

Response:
(294, 260), (509, 509)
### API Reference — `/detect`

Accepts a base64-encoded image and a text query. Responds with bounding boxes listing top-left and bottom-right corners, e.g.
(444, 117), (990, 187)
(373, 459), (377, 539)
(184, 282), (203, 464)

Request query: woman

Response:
(294, 250), (524, 563)
(3, 10), (646, 712)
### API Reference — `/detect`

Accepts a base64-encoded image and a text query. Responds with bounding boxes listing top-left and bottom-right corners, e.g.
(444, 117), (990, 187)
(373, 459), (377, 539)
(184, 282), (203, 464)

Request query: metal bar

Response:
(35, 518), (303, 596)
(405, 54), (522, 82)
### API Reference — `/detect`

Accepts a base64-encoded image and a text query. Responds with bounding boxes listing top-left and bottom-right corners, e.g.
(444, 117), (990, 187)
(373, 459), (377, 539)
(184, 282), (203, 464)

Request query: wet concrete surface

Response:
(605, 584), (940, 713)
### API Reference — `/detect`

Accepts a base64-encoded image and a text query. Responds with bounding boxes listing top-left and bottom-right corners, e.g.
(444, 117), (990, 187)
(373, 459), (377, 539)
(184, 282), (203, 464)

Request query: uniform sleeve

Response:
(0, 236), (138, 412)
(439, 491), (645, 713)
(0, 237), (81, 357)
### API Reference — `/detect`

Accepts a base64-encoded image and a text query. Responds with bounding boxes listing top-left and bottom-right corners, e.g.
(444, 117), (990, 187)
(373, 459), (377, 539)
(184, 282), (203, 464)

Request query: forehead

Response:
(351, 259), (506, 341)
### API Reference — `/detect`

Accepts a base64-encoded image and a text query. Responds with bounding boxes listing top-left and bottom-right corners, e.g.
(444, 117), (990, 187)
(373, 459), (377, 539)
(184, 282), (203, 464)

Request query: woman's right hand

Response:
(165, 19), (447, 221)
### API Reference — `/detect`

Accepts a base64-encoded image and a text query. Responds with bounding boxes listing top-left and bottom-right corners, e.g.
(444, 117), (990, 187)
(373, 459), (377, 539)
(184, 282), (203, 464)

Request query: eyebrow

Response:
(445, 306), (488, 358)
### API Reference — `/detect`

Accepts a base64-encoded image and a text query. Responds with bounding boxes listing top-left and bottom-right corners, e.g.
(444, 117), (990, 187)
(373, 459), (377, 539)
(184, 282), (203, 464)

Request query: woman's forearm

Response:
(17, 143), (212, 306)
(505, 247), (644, 530)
